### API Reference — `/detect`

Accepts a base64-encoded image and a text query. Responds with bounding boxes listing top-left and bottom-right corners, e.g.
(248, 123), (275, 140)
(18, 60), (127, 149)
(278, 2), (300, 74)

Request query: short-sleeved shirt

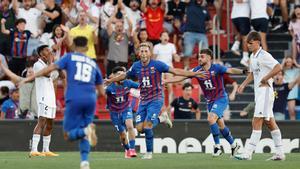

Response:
(55, 52), (103, 101)
(166, 1), (186, 20)
(249, 47), (279, 91)
(185, 0), (210, 33)
(9, 29), (31, 58)
(106, 80), (139, 113)
(43, 4), (63, 33)
(144, 7), (165, 40)
(70, 25), (96, 59)
(171, 96), (198, 119)
(273, 83), (290, 114)
(231, 0), (250, 19)
(1, 98), (18, 119)
(127, 60), (169, 104)
(17, 8), (42, 35)
(192, 64), (228, 103)
(153, 43), (176, 67)
(33, 59), (56, 108)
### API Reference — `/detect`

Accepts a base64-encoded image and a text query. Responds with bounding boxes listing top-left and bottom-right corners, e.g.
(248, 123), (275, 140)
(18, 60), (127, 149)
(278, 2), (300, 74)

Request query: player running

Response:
(105, 42), (207, 159)
(165, 48), (245, 157)
(106, 66), (138, 158)
(20, 36), (105, 169)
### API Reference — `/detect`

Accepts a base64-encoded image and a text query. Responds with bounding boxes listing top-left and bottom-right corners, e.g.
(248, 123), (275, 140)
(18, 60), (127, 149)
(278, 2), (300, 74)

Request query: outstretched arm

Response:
(168, 67), (208, 79)
(164, 75), (188, 84)
(226, 67), (246, 75)
(0, 59), (21, 84)
(21, 64), (59, 84)
(105, 72), (127, 85)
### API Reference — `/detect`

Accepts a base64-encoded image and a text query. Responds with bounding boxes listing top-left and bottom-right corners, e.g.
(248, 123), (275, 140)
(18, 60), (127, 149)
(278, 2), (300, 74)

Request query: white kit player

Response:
(235, 31), (285, 161)
(29, 45), (59, 157)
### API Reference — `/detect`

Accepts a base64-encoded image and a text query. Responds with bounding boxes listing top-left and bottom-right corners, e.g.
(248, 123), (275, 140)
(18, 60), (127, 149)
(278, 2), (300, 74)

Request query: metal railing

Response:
(212, 14), (221, 62)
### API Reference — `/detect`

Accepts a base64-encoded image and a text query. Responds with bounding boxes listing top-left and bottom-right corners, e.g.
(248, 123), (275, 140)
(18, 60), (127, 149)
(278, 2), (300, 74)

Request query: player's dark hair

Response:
(182, 83), (193, 90)
(15, 18), (26, 26)
(112, 66), (126, 74)
(36, 45), (48, 57)
(199, 48), (213, 58)
(0, 86), (9, 95)
(246, 31), (261, 42)
(73, 36), (88, 48)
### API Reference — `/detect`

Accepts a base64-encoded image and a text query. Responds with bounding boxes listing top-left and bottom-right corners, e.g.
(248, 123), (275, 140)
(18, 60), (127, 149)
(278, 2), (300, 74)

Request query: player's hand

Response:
(237, 85), (245, 94)
(60, 24), (70, 33)
(194, 70), (209, 79)
(1, 18), (6, 25)
(104, 78), (112, 86)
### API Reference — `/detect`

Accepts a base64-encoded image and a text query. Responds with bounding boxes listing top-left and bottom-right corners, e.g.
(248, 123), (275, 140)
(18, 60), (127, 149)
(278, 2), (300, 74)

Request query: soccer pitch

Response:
(0, 152), (299, 169)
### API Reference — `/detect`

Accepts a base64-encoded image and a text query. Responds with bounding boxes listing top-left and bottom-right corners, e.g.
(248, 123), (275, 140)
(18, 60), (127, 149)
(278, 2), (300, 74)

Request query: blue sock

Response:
(68, 128), (86, 141)
(210, 123), (220, 145)
(152, 118), (159, 128)
(144, 128), (153, 152)
(79, 139), (90, 162)
(220, 126), (234, 145)
(129, 140), (135, 149)
(123, 143), (130, 150)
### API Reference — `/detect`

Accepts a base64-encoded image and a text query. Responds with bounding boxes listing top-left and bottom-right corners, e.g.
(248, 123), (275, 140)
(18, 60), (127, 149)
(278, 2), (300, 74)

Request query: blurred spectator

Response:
(249, 0), (269, 51)
(230, 0), (250, 67)
(77, 0), (99, 27)
(270, 0), (289, 33)
(0, 0), (15, 57)
(165, 0), (186, 33)
(239, 102), (254, 119)
(38, 0), (63, 33)
(282, 56), (300, 120)
(1, 18), (31, 76)
(133, 28), (152, 54)
(61, 0), (79, 28)
(153, 31), (180, 105)
(69, 11), (98, 60)
(207, 0), (223, 30)
(106, 13), (132, 76)
(0, 88), (19, 119)
(168, 82), (200, 120)
(49, 24), (68, 60)
(273, 71), (300, 120)
(183, 0), (210, 69)
(99, 0), (116, 52)
(0, 53), (8, 79)
(0, 86), (9, 105)
(141, 0), (166, 45)
(12, 0), (42, 56)
(170, 17), (184, 55)
(289, 5), (300, 65)
(118, 0), (141, 35)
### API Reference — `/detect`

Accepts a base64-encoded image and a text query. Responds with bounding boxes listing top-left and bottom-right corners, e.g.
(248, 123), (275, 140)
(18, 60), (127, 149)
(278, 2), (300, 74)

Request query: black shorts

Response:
(232, 17), (251, 36)
(251, 18), (269, 33)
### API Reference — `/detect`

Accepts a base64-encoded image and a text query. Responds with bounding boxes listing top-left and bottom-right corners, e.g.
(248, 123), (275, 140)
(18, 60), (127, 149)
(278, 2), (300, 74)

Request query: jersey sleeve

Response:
(171, 98), (178, 107)
(55, 53), (70, 70)
(95, 66), (103, 85)
(128, 80), (139, 89)
(215, 64), (227, 74)
(105, 85), (112, 94)
(127, 63), (136, 78)
(156, 60), (170, 73)
(261, 53), (279, 69)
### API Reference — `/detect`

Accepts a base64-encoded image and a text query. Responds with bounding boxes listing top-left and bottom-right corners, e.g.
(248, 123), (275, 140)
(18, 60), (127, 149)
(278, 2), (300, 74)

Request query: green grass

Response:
(0, 152), (299, 169)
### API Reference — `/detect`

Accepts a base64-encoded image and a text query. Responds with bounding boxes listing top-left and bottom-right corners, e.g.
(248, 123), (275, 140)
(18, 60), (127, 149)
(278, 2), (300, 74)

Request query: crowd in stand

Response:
(0, 0), (300, 120)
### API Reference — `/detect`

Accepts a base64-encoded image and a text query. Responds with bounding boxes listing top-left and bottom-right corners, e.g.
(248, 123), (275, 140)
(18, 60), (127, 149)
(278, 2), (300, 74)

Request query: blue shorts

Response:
(63, 99), (96, 132)
(110, 108), (133, 133)
(135, 99), (163, 125)
(207, 97), (229, 118)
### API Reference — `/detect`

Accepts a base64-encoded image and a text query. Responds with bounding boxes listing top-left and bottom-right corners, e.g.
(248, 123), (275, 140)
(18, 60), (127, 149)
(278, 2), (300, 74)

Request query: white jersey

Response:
(33, 59), (56, 108)
(231, 0), (250, 19)
(249, 47), (279, 120)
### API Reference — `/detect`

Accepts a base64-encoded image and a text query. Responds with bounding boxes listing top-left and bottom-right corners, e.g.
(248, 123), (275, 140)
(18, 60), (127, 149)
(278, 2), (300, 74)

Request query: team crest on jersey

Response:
(150, 67), (155, 73)
(188, 102), (192, 108)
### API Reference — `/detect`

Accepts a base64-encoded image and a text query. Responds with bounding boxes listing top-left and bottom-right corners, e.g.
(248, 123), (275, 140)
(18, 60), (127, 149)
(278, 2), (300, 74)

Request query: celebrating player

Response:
(105, 42), (207, 159)
(165, 48), (245, 157)
(234, 31), (285, 161)
(106, 66), (138, 158)
(20, 36), (105, 169)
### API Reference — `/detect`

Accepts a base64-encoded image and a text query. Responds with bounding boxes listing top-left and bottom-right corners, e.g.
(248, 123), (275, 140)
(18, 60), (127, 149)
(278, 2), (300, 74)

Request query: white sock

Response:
(31, 134), (40, 152)
(245, 130), (262, 155)
(271, 129), (284, 155)
(43, 135), (51, 152)
(242, 52), (249, 60)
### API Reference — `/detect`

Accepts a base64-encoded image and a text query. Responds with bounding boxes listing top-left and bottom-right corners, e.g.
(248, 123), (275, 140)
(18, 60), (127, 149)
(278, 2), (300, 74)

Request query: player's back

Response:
(192, 64), (227, 103)
(55, 52), (103, 101)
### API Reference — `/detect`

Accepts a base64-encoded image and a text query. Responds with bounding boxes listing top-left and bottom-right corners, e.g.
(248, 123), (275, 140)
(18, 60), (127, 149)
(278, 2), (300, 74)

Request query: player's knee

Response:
(207, 114), (217, 124)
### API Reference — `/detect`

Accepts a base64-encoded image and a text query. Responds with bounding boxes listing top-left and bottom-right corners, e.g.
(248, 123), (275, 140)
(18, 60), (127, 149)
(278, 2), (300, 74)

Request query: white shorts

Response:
(254, 87), (274, 121)
(38, 103), (56, 119)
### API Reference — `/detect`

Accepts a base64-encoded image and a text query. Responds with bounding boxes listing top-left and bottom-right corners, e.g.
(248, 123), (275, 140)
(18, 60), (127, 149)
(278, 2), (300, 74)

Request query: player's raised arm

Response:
(20, 64), (59, 85)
